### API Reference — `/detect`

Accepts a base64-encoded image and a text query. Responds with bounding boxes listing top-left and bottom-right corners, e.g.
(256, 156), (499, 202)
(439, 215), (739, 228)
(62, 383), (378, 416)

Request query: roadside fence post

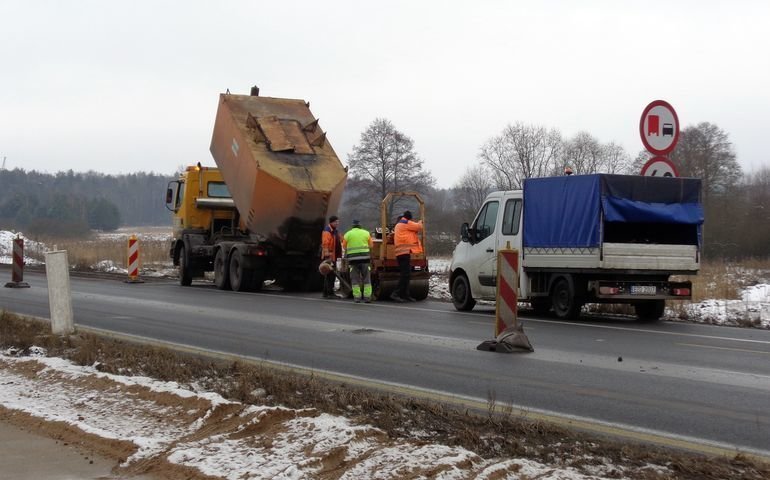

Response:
(45, 250), (75, 335)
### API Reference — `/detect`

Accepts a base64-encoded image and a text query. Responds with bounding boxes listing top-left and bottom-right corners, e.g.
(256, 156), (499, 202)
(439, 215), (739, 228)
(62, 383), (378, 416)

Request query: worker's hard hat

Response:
(318, 260), (333, 276)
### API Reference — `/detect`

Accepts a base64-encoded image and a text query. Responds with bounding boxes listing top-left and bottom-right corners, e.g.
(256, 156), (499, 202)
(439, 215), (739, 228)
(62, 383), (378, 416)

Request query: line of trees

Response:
(341, 118), (769, 259)
(0, 169), (174, 237)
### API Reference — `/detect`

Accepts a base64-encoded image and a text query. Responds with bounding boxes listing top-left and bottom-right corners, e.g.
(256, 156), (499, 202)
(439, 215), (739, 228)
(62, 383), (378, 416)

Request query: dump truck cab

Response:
(166, 165), (238, 282)
(167, 165), (236, 239)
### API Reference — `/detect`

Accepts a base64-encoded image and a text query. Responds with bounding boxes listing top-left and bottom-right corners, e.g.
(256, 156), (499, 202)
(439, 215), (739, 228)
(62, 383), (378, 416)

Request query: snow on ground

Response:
(0, 351), (632, 479)
(679, 284), (770, 328)
(0, 230), (45, 266)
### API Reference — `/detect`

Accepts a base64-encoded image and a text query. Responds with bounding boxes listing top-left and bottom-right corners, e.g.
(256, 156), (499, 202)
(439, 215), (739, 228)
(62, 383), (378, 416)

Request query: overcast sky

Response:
(1, 0), (768, 187)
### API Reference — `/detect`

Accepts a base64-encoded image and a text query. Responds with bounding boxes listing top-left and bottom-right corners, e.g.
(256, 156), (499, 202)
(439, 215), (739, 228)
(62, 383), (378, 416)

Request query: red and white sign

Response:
(640, 156), (679, 177)
(640, 100), (679, 155)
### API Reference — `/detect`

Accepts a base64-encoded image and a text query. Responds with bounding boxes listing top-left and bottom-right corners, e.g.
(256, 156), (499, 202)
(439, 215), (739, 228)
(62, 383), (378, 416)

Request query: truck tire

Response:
(214, 249), (231, 290)
(229, 249), (251, 292)
(551, 277), (582, 320)
(178, 246), (193, 286)
(451, 274), (476, 311)
(635, 300), (665, 322)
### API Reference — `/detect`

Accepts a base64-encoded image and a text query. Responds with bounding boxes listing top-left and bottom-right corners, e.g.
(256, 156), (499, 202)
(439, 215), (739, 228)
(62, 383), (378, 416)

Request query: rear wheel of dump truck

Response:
(551, 277), (582, 320)
(178, 246), (193, 286)
(214, 249), (231, 290)
(635, 300), (665, 322)
(451, 274), (476, 311)
(229, 250), (253, 292)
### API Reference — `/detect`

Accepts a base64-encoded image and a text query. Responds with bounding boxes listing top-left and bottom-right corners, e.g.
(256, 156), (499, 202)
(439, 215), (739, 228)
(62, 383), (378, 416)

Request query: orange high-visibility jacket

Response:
(394, 219), (423, 256)
(321, 225), (342, 261)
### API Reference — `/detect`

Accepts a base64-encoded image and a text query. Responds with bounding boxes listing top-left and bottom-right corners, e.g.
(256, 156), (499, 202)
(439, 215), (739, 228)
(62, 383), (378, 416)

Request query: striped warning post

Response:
(125, 235), (144, 284)
(4, 237), (30, 288)
(476, 247), (533, 353)
(495, 248), (519, 336)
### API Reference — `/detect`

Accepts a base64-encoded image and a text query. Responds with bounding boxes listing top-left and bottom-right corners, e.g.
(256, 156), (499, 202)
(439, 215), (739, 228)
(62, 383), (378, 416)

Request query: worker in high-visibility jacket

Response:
(342, 219), (374, 303)
(392, 210), (423, 302)
(320, 215), (342, 299)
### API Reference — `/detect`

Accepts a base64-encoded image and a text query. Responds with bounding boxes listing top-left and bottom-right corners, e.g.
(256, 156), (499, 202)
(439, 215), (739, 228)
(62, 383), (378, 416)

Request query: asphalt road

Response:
(2, 268), (770, 458)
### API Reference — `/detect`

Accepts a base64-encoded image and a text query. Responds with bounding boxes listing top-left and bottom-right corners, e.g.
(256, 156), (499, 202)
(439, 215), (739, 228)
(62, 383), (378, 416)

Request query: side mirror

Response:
(165, 188), (173, 205)
(460, 223), (470, 243)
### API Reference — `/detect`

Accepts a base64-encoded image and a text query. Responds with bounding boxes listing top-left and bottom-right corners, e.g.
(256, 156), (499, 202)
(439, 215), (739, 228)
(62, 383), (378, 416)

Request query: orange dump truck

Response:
(165, 87), (347, 291)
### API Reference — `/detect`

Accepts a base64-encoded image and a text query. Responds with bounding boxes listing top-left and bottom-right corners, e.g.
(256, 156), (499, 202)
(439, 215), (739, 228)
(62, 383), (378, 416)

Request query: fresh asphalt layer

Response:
(2, 268), (770, 460)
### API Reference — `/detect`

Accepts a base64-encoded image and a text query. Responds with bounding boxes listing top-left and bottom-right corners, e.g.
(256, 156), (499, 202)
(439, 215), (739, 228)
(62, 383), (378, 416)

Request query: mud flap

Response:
(476, 323), (534, 353)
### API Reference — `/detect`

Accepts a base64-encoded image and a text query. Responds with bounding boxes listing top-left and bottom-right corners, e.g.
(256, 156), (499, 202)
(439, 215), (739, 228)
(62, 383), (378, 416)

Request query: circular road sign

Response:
(640, 100), (679, 155)
(640, 156), (679, 177)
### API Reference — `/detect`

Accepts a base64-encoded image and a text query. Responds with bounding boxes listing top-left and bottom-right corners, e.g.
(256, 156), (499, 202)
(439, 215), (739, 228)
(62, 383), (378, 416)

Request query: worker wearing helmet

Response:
(321, 215), (342, 299)
(392, 210), (423, 302)
(343, 219), (374, 303)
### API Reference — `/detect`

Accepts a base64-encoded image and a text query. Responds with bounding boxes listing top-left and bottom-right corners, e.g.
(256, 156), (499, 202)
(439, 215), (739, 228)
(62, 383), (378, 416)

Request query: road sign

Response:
(640, 156), (679, 177)
(640, 100), (679, 155)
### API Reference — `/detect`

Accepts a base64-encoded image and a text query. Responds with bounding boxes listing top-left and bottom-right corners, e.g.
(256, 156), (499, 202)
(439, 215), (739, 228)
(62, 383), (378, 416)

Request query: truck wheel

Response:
(551, 277), (582, 320)
(229, 250), (251, 292)
(635, 300), (665, 322)
(451, 274), (476, 311)
(179, 246), (193, 286)
(214, 249), (231, 290)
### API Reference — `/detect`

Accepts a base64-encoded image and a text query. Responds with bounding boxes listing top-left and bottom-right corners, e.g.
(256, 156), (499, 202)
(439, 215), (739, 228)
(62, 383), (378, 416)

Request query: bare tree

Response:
(455, 165), (494, 220)
(479, 122), (562, 189)
(346, 118), (434, 217)
(559, 131), (603, 174)
(602, 141), (633, 174)
(669, 122), (741, 201)
(478, 134), (516, 189)
(630, 149), (652, 174)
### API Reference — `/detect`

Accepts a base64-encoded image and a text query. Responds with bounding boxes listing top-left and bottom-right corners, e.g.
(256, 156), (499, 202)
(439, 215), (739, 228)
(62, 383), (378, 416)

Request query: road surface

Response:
(2, 268), (769, 458)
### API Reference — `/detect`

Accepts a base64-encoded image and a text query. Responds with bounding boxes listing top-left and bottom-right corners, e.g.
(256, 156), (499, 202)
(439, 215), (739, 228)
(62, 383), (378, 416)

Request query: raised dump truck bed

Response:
(168, 88), (347, 292)
(210, 92), (347, 254)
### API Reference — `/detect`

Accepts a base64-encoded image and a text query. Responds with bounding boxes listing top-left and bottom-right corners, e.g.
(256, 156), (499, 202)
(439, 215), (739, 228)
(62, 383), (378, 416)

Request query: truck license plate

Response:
(631, 285), (656, 295)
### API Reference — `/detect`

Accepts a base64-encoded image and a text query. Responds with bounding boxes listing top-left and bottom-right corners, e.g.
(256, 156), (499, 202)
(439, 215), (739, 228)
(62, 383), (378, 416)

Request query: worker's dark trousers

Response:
(396, 253), (411, 299)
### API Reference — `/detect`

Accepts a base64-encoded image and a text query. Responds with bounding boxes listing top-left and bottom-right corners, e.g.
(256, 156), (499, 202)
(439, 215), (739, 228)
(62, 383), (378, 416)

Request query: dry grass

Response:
(25, 235), (170, 270)
(2, 311), (769, 479)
